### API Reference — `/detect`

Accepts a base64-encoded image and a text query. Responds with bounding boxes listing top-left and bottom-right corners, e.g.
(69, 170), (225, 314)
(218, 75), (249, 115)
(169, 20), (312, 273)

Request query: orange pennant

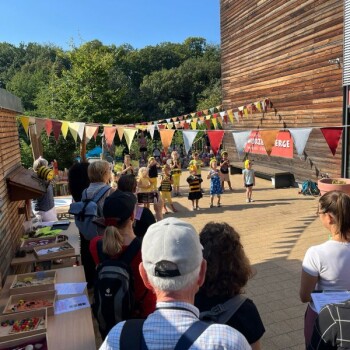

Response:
(260, 130), (280, 156)
(159, 129), (175, 153)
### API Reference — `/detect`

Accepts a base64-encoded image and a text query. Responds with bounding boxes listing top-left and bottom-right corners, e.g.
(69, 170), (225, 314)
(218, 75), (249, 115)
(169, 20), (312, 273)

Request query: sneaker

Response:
(246, 199), (249, 203)
(249, 199), (254, 202)
(192, 207), (196, 211)
(210, 204), (213, 208)
(196, 206), (200, 210)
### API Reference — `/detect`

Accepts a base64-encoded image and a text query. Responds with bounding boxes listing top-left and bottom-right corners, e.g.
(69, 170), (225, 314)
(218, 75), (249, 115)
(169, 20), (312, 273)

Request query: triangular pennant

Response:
(234, 112), (240, 123)
(166, 118), (171, 123)
(243, 106), (249, 117)
(182, 130), (199, 154)
(260, 130), (280, 156)
(124, 128), (137, 151)
(117, 126), (124, 141)
(60, 121), (69, 139)
(289, 128), (313, 156)
(158, 124), (166, 130)
(68, 122), (79, 142)
(191, 112), (196, 118)
(217, 116), (223, 126)
(52, 120), (62, 142)
(203, 109), (209, 115)
(45, 119), (53, 137)
(85, 125), (99, 143)
(76, 122), (85, 141)
(209, 107), (215, 114)
(204, 119), (212, 129)
(232, 131), (251, 157)
(175, 122), (182, 129)
(148, 125), (155, 139)
(192, 117), (198, 124)
(172, 117), (178, 122)
(35, 118), (46, 136)
(19, 116), (30, 135)
(190, 121), (197, 130)
(159, 129), (175, 153)
(178, 116), (184, 121)
(255, 101), (262, 112)
(227, 110), (234, 124)
(199, 116), (205, 122)
(320, 127), (343, 156)
(183, 122), (190, 130)
(212, 118), (218, 129)
(104, 126), (117, 147)
(207, 130), (225, 155)
(167, 123), (174, 129)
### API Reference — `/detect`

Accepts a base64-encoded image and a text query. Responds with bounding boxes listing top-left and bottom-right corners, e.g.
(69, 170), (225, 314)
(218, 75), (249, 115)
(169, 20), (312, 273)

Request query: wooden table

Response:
(0, 266), (96, 350)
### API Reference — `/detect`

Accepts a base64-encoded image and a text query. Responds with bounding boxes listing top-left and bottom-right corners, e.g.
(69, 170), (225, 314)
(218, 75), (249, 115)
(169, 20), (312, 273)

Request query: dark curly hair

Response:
(199, 222), (254, 297)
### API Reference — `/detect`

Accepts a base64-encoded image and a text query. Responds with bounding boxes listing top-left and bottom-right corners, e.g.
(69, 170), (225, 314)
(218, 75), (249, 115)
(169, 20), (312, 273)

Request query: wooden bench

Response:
(230, 162), (295, 188)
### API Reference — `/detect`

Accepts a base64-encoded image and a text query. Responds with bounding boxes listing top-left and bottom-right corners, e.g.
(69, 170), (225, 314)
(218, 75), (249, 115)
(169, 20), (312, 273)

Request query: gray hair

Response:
(33, 157), (48, 171)
(147, 263), (201, 292)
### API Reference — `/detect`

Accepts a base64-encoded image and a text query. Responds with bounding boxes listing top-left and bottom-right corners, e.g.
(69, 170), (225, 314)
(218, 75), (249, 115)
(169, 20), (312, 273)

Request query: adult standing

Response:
(100, 217), (250, 350)
(300, 190), (350, 346)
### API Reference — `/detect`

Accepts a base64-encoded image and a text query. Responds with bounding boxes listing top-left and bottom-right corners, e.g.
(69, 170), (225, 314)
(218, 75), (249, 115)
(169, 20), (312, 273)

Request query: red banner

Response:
(244, 131), (293, 158)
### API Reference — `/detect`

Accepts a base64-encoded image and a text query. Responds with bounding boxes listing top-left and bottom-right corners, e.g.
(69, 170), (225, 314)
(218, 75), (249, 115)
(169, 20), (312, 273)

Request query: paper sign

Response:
(54, 295), (90, 315)
(55, 282), (87, 295)
(311, 291), (350, 313)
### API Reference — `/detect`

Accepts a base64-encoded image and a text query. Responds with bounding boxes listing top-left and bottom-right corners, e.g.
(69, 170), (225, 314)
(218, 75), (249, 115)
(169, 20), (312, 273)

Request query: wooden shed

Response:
(0, 89), (31, 280)
(220, 0), (346, 182)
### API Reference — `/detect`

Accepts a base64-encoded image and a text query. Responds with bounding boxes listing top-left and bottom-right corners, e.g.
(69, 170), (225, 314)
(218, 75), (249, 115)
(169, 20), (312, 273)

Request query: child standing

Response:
(121, 154), (134, 175)
(159, 164), (177, 214)
(147, 157), (160, 191)
(242, 159), (255, 203)
(207, 158), (223, 208)
(169, 150), (182, 196)
(189, 152), (203, 188)
(220, 151), (233, 191)
(187, 165), (203, 211)
(137, 167), (152, 208)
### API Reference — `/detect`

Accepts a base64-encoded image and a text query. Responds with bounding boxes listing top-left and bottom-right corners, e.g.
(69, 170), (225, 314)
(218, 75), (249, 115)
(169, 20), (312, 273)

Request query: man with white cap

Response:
(100, 217), (250, 350)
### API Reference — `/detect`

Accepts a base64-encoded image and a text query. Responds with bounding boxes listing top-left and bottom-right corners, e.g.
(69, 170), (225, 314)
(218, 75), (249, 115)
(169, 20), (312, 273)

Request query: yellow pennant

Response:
(19, 116), (30, 135)
(227, 110), (234, 124)
(191, 121), (197, 130)
(212, 118), (218, 129)
(60, 121), (69, 139)
(124, 128), (137, 151)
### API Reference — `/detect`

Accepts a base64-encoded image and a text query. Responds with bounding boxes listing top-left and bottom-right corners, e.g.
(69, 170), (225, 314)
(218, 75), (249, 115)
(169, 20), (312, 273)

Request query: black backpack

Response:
(92, 237), (141, 339)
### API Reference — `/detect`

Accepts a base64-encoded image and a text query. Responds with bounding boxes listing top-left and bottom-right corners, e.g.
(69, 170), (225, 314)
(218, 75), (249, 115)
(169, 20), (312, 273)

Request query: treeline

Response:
(0, 38), (221, 168)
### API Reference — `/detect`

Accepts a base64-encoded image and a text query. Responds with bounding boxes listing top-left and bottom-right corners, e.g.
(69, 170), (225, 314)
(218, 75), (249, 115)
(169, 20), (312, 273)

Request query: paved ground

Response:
(58, 169), (325, 349)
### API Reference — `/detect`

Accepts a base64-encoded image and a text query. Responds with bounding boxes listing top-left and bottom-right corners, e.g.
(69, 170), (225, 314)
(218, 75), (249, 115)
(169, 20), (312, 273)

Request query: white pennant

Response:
(232, 131), (251, 158)
(182, 130), (199, 154)
(289, 128), (313, 157)
(148, 125), (155, 139)
(234, 112), (239, 122)
(220, 111), (226, 117)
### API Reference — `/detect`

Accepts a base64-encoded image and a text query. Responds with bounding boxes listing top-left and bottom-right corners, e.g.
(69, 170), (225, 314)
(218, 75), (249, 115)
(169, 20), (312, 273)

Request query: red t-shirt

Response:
(89, 236), (156, 318)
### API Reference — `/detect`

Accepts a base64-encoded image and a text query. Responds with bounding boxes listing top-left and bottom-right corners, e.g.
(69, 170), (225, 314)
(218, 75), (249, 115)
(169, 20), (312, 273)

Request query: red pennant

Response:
(45, 119), (53, 137)
(183, 122), (190, 130)
(207, 130), (225, 155)
(204, 119), (212, 129)
(178, 116), (184, 121)
(158, 124), (166, 130)
(52, 120), (62, 142)
(197, 111), (202, 117)
(223, 114), (228, 123)
(320, 127), (343, 156)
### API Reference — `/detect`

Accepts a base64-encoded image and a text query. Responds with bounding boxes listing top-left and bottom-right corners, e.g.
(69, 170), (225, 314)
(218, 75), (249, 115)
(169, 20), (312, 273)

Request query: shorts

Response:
(245, 183), (253, 188)
(161, 191), (172, 204)
(220, 173), (230, 181)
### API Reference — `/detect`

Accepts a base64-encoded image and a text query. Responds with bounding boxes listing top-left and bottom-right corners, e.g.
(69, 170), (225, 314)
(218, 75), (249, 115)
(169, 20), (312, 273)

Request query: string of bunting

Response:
(18, 98), (346, 157)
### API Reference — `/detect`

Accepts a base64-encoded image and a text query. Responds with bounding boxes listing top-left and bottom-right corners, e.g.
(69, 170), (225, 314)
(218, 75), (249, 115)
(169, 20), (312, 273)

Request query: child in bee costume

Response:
(187, 165), (203, 211)
(159, 164), (177, 214)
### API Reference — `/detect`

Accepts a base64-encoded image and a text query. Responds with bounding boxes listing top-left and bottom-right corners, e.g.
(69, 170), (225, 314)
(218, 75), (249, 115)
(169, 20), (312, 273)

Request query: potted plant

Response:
(317, 178), (350, 196)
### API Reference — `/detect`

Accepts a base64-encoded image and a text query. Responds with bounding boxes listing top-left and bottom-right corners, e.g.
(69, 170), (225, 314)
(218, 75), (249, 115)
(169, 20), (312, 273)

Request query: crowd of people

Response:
(32, 153), (350, 349)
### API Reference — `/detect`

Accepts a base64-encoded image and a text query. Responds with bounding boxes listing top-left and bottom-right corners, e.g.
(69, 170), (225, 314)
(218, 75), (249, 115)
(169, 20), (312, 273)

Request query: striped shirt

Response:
(159, 175), (172, 192)
(187, 175), (202, 193)
(100, 301), (251, 350)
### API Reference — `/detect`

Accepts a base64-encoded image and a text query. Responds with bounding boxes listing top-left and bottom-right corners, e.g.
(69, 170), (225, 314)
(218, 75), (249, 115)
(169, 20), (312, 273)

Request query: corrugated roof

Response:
(0, 88), (23, 113)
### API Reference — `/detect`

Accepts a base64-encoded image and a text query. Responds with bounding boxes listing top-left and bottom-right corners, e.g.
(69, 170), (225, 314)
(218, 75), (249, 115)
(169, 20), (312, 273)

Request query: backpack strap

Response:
(96, 239), (107, 262)
(119, 237), (142, 265)
(120, 319), (146, 350)
(174, 321), (211, 350)
(199, 294), (247, 324)
(120, 319), (210, 350)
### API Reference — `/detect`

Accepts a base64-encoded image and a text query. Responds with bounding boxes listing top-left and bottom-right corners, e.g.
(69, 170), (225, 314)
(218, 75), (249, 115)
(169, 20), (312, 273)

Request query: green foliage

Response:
(19, 138), (34, 168)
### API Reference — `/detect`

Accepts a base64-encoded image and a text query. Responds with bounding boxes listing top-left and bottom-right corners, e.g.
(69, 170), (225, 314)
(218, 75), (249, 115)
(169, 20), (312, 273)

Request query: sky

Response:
(1, 0), (220, 50)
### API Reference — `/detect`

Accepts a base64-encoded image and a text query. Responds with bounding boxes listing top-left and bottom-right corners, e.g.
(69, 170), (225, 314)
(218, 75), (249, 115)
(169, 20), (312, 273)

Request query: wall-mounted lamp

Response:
(328, 57), (342, 68)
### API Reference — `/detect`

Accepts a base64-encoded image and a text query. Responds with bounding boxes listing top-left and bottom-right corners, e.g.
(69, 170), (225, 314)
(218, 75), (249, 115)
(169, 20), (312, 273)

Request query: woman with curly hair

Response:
(195, 222), (265, 349)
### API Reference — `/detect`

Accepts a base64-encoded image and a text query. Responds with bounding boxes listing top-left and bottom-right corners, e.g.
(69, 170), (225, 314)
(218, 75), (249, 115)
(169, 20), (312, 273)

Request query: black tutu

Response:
(188, 191), (203, 200)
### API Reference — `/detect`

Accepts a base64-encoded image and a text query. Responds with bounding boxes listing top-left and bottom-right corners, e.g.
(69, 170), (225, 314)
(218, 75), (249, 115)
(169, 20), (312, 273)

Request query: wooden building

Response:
(0, 89), (28, 280)
(220, 0), (346, 182)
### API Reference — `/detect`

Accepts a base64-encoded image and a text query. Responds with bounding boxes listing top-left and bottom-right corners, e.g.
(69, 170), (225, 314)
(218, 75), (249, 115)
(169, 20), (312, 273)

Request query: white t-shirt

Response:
(302, 240), (350, 291)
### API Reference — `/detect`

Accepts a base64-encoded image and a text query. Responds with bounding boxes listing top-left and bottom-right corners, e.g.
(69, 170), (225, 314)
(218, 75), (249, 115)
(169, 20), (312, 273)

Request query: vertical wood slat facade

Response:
(0, 104), (25, 281)
(220, 0), (344, 181)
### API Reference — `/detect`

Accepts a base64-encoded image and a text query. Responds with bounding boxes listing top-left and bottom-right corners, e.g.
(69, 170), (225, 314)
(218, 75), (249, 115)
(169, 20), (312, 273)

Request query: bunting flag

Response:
(76, 122), (85, 141)
(243, 107), (249, 117)
(212, 118), (218, 129)
(232, 131), (251, 157)
(20, 116), (30, 135)
(172, 117), (178, 122)
(167, 123), (174, 129)
(320, 127), (343, 156)
(227, 110), (234, 124)
(204, 119), (212, 129)
(124, 128), (137, 151)
(104, 126), (117, 147)
(234, 112), (240, 123)
(85, 125), (99, 143)
(116, 126), (124, 141)
(159, 129), (175, 153)
(61, 121), (69, 139)
(45, 119), (53, 137)
(68, 122), (79, 142)
(158, 124), (166, 130)
(148, 125), (155, 139)
(207, 130), (225, 155)
(34, 118), (46, 136)
(217, 116), (223, 126)
(289, 128), (313, 156)
(260, 130), (280, 156)
(52, 120), (62, 142)
(255, 101), (262, 112)
(191, 120), (197, 130)
(183, 122), (190, 130)
(182, 130), (199, 154)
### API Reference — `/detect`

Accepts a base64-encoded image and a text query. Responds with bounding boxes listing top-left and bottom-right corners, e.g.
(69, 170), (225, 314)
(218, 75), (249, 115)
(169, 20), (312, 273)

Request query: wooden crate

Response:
(0, 309), (47, 343)
(0, 332), (47, 350)
(20, 236), (58, 253)
(9, 271), (56, 295)
(33, 241), (74, 261)
(3, 290), (56, 316)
